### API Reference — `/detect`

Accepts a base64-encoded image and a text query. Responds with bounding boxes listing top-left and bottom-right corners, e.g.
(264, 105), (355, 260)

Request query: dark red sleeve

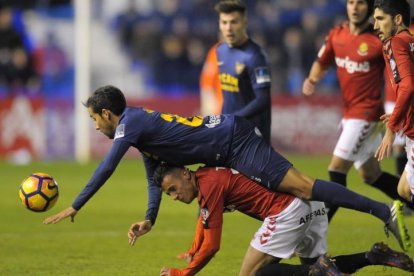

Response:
(388, 38), (414, 132)
(316, 27), (336, 67)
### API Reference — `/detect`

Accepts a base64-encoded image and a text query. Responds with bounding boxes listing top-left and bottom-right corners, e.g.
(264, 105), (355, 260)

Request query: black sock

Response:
(327, 171), (347, 222)
(370, 172), (400, 199)
(396, 155), (407, 176)
(334, 253), (369, 274)
(371, 173), (414, 210)
(255, 263), (309, 276)
(312, 179), (390, 223)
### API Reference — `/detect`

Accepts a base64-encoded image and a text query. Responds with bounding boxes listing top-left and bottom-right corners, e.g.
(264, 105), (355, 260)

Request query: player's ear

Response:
(394, 14), (403, 26)
(101, 109), (110, 119)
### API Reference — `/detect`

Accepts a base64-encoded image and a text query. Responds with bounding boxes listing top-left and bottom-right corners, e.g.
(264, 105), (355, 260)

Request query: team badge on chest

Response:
(235, 62), (245, 75)
(357, 42), (368, 56)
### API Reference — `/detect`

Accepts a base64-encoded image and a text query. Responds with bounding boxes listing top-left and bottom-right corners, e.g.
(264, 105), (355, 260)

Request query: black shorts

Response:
(225, 117), (293, 191)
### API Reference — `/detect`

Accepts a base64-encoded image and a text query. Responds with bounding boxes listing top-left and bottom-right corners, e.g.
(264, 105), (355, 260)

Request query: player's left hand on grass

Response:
(375, 128), (395, 161)
(128, 220), (152, 246)
(43, 206), (77, 224)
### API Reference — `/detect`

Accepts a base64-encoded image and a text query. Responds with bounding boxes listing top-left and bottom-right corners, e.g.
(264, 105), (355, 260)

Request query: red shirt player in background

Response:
(301, 0), (410, 222)
(131, 164), (414, 276)
(374, 0), (414, 205)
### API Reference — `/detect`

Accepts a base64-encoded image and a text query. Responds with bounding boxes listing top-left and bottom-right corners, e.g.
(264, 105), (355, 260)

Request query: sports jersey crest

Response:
(357, 42), (369, 56)
(235, 62), (245, 75)
(384, 40), (401, 83)
(114, 124), (125, 140)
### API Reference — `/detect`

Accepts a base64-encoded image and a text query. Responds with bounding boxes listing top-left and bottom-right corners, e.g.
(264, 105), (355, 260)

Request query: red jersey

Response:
(170, 167), (294, 276)
(317, 22), (385, 121)
(382, 30), (414, 140)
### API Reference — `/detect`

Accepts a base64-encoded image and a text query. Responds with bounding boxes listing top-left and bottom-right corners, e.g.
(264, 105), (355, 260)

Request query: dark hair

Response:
(85, 85), (126, 115)
(365, 0), (375, 20)
(215, 0), (246, 16)
(374, 0), (411, 26)
(153, 163), (184, 187)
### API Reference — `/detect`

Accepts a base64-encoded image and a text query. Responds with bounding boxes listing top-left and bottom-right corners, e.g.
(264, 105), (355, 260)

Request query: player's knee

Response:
(397, 183), (412, 202)
(279, 169), (313, 200)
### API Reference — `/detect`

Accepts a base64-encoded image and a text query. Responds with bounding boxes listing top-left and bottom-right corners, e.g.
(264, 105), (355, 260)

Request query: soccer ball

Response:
(19, 173), (59, 212)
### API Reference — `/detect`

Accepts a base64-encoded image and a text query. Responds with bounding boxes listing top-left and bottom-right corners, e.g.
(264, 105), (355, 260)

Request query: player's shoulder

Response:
(328, 21), (349, 35)
(386, 30), (414, 54)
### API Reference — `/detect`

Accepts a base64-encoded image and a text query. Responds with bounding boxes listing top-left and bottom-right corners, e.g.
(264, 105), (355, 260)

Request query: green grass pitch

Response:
(1, 155), (413, 275)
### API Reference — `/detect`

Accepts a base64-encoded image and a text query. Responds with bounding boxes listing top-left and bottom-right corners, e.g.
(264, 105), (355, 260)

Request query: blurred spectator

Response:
(33, 31), (72, 96)
(0, 4), (38, 96)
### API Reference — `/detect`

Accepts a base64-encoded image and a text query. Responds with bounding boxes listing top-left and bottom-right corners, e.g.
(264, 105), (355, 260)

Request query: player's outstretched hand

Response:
(176, 252), (193, 263)
(128, 220), (152, 246)
(379, 113), (391, 124)
(160, 267), (171, 276)
(43, 206), (77, 224)
(302, 77), (316, 96)
(375, 128), (395, 161)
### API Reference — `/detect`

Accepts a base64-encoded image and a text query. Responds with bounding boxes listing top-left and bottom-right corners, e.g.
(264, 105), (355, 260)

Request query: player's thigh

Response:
(250, 198), (313, 259)
(229, 120), (292, 191)
(239, 246), (279, 276)
(333, 119), (381, 169)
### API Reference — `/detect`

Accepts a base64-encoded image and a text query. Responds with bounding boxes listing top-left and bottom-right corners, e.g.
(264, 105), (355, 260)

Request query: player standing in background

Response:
(384, 77), (407, 176)
(43, 85), (410, 251)
(199, 43), (222, 116)
(374, 0), (414, 207)
(302, 0), (409, 221)
(215, 0), (272, 143)
(138, 164), (414, 276)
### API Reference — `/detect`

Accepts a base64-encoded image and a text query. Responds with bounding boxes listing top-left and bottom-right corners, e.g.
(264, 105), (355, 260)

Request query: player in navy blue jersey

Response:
(215, 0), (271, 142)
(43, 85), (410, 251)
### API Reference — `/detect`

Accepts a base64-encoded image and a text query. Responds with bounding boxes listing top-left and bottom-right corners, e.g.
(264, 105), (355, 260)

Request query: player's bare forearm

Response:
(43, 206), (77, 224)
(128, 220), (152, 246)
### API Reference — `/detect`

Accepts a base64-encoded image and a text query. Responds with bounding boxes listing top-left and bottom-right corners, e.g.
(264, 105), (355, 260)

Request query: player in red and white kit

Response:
(133, 164), (414, 276)
(302, 0), (407, 221)
(374, 0), (414, 205)
(384, 76), (407, 176)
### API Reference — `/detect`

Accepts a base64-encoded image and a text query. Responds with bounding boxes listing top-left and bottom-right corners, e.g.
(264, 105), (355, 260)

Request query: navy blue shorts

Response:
(225, 117), (293, 191)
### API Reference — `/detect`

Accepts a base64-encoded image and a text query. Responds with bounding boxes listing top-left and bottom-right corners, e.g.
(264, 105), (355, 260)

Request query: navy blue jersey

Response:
(216, 39), (271, 142)
(72, 107), (292, 224)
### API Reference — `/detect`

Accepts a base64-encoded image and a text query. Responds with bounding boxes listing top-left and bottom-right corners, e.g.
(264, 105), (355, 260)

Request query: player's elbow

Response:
(206, 244), (220, 256)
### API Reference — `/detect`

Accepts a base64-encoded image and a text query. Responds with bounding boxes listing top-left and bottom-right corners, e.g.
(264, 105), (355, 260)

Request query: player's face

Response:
(373, 8), (395, 42)
(346, 0), (369, 26)
(88, 107), (116, 139)
(161, 170), (197, 204)
(219, 11), (248, 47)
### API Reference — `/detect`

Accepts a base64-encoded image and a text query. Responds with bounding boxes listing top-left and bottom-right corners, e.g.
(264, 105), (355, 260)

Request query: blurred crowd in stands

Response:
(0, 0), (72, 98)
(110, 0), (346, 95)
(4, 0), (398, 97)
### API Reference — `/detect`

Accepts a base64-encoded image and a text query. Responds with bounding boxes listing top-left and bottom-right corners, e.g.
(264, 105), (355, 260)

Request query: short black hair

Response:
(153, 163), (184, 187)
(85, 85), (126, 116)
(215, 0), (246, 16)
(374, 0), (411, 26)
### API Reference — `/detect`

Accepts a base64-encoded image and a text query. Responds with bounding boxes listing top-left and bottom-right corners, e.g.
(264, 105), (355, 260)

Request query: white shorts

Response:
(405, 138), (414, 194)
(385, 102), (406, 146)
(333, 119), (382, 169)
(250, 199), (328, 259)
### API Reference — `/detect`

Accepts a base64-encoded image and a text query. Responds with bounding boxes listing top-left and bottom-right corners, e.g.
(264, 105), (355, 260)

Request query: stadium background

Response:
(0, 0), (352, 162)
(2, 1), (414, 275)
